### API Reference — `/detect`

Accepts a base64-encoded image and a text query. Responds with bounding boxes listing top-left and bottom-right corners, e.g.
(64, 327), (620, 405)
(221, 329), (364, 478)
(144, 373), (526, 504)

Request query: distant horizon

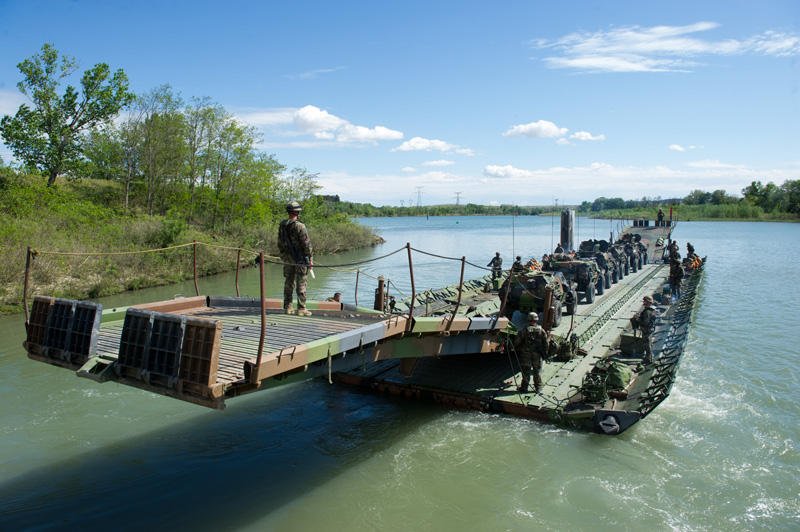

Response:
(1, 1), (798, 205)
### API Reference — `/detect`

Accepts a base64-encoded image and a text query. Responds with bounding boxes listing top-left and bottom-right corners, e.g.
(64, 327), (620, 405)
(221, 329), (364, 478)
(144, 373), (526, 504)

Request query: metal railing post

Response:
(252, 251), (267, 385)
(354, 269), (360, 307)
(23, 246), (32, 325)
(405, 243), (415, 332)
(447, 256), (466, 330)
(235, 249), (241, 297)
(192, 240), (200, 296)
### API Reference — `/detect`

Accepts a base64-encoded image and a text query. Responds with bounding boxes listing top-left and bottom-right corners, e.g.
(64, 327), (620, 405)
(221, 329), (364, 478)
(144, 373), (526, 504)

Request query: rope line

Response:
(32, 242), (196, 256)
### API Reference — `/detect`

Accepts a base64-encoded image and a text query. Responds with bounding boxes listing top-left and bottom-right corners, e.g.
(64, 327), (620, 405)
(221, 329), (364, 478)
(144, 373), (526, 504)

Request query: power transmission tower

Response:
(454, 191), (461, 205)
(415, 186), (423, 207)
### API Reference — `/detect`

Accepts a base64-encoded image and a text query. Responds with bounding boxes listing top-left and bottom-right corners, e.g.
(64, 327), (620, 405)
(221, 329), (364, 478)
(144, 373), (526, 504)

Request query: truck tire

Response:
(585, 282), (595, 303)
(605, 270), (612, 289)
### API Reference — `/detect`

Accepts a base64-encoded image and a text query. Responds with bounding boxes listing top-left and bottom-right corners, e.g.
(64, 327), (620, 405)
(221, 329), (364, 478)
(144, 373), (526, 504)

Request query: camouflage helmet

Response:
(527, 312), (539, 321)
(286, 201), (302, 213)
(642, 295), (653, 304)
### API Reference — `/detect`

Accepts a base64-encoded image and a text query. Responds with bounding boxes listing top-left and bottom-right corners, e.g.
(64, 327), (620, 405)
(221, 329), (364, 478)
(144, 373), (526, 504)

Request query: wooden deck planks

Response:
(91, 305), (389, 386)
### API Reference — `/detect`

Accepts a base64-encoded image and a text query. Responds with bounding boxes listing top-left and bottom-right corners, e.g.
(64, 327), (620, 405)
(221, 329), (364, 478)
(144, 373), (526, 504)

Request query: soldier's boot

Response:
(284, 305), (295, 315)
(518, 378), (529, 393)
(533, 374), (543, 393)
(296, 308), (312, 317)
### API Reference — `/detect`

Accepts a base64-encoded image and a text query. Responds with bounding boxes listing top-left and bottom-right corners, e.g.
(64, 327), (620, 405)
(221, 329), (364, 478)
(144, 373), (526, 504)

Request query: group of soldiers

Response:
(487, 252), (543, 279)
(666, 240), (701, 302)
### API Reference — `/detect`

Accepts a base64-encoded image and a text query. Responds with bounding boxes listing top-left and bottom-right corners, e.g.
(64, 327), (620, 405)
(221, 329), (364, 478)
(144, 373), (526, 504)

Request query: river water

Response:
(0, 216), (797, 530)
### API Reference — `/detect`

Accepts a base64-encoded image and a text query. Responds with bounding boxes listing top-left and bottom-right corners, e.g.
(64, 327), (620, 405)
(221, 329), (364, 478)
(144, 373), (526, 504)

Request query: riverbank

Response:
(586, 204), (798, 222)
(0, 176), (383, 314)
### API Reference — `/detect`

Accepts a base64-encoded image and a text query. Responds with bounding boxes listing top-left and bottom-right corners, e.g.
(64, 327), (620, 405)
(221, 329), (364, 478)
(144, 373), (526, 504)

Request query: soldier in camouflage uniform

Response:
(511, 255), (525, 273)
(515, 312), (550, 393)
(632, 295), (658, 365)
(278, 201), (313, 316)
(487, 252), (503, 279)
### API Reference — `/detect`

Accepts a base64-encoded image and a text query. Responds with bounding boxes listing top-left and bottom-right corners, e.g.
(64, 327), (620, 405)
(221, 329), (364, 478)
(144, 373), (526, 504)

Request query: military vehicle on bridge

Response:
(497, 270), (574, 326)
(542, 254), (602, 303)
(577, 239), (620, 290)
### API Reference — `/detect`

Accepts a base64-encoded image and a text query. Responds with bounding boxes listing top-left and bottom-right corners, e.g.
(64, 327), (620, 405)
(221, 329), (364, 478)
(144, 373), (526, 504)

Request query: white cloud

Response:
(669, 144), (700, 152)
(392, 136), (474, 156)
(284, 66), (346, 80)
(532, 22), (800, 73)
(686, 159), (745, 169)
(235, 108), (295, 126)
(570, 131), (605, 141)
(503, 119), (568, 138)
(401, 166), (416, 173)
(238, 104), (403, 147)
(294, 105), (348, 136)
(422, 159), (455, 167)
(336, 123), (403, 142)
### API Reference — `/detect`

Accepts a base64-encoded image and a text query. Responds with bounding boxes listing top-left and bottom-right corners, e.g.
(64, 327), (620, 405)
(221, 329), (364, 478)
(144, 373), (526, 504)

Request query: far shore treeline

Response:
(0, 44), (798, 313)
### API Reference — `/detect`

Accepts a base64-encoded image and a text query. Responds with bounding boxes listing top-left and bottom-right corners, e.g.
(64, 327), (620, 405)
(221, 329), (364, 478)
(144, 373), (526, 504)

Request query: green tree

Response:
(742, 180), (783, 212)
(684, 189), (712, 205)
(780, 179), (800, 214)
(0, 43), (133, 186)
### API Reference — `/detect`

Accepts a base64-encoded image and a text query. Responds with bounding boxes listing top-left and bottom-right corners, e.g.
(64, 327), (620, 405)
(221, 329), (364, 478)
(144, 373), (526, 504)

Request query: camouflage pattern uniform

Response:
(278, 214), (313, 312)
(487, 254), (503, 279)
(511, 256), (525, 273)
(515, 318), (549, 392)
(669, 259), (683, 300)
(634, 301), (657, 364)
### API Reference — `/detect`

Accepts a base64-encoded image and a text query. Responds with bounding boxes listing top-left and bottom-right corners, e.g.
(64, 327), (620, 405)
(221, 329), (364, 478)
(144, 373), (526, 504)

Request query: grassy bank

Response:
(0, 175), (382, 314)
(585, 203), (798, 222)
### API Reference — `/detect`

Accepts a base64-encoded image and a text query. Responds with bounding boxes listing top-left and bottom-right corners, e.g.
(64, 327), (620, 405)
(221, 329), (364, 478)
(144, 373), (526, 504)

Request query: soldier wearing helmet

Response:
(278, 201), (313, 316)
(487, 252), (503, 280)
(632, 295), (658, 365)
(514, 311), (549, 393)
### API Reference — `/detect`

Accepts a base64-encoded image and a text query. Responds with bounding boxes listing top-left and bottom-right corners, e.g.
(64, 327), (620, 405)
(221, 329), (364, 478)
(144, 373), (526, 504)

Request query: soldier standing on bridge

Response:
(278, 201), (313, 316)
(669, 259), (683, 301)
(487, 252), (503, 279)
(632, 295), (658, 365)
(515, 312), (550, 393)
(511, 255), (525, 273)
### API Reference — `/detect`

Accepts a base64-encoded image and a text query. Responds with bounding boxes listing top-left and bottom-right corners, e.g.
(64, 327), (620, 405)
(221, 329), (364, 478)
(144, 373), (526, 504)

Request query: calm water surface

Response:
(0, 216), (798, 530)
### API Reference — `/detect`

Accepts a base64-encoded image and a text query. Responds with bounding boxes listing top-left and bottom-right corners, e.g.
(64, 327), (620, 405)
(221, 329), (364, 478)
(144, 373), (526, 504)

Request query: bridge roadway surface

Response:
(335, 258), (670, 413)
(334, 224), (674, 415)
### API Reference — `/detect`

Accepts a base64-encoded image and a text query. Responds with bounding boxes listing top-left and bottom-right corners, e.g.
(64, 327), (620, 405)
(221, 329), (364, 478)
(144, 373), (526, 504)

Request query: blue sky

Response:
(1, 0), (798, 206)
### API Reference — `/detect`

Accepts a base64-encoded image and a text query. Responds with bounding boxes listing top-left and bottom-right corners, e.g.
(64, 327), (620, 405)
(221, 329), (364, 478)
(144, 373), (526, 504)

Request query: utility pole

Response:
(454, 191), (461, 205)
